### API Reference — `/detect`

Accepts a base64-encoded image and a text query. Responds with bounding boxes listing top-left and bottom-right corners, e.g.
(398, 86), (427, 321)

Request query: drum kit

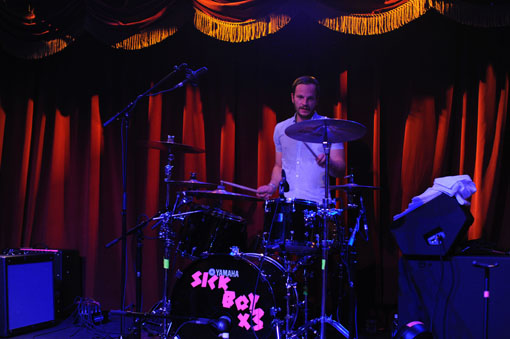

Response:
(117, 119), (379, 339)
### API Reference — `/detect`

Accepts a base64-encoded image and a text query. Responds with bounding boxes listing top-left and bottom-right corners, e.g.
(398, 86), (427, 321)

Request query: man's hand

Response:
(316, 153), (326, 167)
(256, 184), (276, 199)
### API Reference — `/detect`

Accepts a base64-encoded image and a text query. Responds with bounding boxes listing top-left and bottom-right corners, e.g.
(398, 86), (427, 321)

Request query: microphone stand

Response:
(102, 63), (188, 337)
(105, 213), (162, 337)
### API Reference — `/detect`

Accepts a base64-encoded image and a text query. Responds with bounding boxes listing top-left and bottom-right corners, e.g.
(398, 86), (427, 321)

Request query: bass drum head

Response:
(170, 253), (295, 338)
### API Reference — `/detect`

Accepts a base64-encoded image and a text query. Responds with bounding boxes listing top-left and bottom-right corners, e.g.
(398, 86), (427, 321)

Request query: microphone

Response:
(279, 169), (289, 198)
(212, 315), (231, 337)
(185, 66), (208, 86)
(175, 66), (208, 88)
(174, 63), (188, 71)
(359, 196), (369, 241)
(190, 316), (231, 337)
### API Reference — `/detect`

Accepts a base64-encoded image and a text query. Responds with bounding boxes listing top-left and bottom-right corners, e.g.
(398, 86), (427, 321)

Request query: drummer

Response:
(256, 76), (345, 204)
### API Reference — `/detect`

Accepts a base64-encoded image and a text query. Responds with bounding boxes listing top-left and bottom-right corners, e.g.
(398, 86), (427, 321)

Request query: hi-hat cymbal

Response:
(147, 140), (205, 153)
(329, 183), (380, 191)
(167, 179), (217, 189)
(185, 187), (263, 202)
(285, 118), (366, 143)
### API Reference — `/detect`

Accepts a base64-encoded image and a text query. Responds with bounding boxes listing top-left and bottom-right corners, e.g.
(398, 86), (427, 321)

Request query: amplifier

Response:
(0, 253), (55, 337)
(14, 248), (83, 320)
(15, 249), (82, 319)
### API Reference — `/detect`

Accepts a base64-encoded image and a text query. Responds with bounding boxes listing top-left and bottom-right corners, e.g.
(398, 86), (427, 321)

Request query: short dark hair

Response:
(291, 76), (320, 97)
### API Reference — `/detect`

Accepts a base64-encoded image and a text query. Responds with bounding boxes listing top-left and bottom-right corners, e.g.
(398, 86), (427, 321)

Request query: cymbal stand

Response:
(283, 256), (298, 336)
(321, 132), (349, 339)
(345, 184), (370, 339)
(289, 131), (350, 339)
(150, 142), (182, 338)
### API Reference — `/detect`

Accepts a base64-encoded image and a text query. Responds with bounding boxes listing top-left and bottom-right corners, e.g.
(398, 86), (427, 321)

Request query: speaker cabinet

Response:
(391, 194), (473, 257)
(398, 256), (510, 339)
(0, 253), (56, 337)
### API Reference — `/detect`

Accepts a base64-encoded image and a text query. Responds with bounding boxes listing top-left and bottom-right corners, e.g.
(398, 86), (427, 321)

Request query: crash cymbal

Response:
(329, 183), (380, 191)
(147, 140), (205, 153)
(285, 118), (366, 144)
(185, 186), (263, 202)
(167, 179), (217, 189)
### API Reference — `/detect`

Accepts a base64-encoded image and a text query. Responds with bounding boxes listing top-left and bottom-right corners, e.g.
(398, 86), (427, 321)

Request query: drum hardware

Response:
(176, 204), (247, 257)
(285, 118), (367, 339)
(110, 309), (232, 338)
(167, 172), (217, 189)
(106, 211), (167, 337)
(147, 138), (206, 154)
(145, 136), (208, 339)
(329, 183), (380, 191)
(263, 198), (320, 255)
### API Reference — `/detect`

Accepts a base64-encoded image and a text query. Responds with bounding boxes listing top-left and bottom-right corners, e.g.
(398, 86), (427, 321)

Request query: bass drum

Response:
(292, 317), (349, 338)
(170, 253), (298, 338)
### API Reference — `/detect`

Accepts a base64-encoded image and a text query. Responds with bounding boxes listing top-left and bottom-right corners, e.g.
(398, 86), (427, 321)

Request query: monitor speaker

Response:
(391, 194), (473, 257)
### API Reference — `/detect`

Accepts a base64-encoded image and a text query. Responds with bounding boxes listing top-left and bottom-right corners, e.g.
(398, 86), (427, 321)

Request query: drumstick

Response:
(221, 180), (258, 193)
(303, 142), (318, 159)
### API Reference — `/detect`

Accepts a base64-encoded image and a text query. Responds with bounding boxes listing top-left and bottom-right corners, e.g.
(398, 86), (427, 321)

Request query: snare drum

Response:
(263, 198), (319, 254)
(170, 253), (298, 338)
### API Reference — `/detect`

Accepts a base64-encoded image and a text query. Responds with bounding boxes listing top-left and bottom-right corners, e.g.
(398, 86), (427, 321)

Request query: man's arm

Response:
(316, 148), (345, 178)
(256, 152), (283, 199)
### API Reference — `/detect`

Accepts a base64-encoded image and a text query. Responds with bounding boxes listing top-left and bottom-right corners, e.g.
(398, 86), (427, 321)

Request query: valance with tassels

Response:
(0, 0), (509, 59)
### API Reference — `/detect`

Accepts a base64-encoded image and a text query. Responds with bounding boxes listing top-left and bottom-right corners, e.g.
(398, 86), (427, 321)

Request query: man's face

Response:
(291, 83), (318, 121)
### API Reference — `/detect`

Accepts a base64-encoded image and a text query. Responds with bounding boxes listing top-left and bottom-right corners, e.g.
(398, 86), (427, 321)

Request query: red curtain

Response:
(0, 9), (509, 323)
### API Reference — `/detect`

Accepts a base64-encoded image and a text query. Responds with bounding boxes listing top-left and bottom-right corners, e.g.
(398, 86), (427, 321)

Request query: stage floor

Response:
(8, 314), (391, 339)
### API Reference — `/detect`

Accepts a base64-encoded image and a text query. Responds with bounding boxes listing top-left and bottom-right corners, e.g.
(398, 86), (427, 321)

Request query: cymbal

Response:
(285, 118), (366, 143)
(167, 179), (217, 189)
(147, 140), (205, 153)
(329, 183), (380, 191)
(185, 187), (263, 202)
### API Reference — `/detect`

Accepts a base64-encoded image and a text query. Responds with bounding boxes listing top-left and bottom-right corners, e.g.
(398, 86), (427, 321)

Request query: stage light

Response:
(394, 321), (433, 339)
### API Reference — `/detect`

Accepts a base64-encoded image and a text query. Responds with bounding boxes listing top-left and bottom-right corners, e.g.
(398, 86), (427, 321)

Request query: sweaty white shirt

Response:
(273, 113), (343, 204)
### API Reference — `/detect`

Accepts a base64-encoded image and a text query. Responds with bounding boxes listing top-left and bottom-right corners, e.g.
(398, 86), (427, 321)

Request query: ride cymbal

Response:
(285, 119), (366, 144)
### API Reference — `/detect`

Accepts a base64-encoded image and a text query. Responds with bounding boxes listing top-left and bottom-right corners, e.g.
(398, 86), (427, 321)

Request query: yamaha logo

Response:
(208, 268), (240, 278)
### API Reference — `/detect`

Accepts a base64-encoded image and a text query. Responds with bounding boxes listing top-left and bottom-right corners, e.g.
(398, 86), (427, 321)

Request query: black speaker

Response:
(0, 253), (56, 337)
(391, 194), (473, 257)
(398, 256), (510, 339)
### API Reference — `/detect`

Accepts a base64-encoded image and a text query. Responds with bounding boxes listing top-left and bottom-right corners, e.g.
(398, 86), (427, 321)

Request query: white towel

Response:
(393, 175), (476, 221)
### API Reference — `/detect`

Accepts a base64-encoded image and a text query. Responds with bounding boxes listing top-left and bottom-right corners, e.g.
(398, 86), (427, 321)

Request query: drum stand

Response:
(290, 137), (349, 339)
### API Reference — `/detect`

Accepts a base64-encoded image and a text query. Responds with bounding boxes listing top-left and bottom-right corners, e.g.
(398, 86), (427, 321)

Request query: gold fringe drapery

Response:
(430, 0), (510, 28)
(318, 0), (510, 36)
(318, 0), (428, 36)
(111, 27), (178, 50)
(0, 36), (75, 60)
(193, 8), (291, 43)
